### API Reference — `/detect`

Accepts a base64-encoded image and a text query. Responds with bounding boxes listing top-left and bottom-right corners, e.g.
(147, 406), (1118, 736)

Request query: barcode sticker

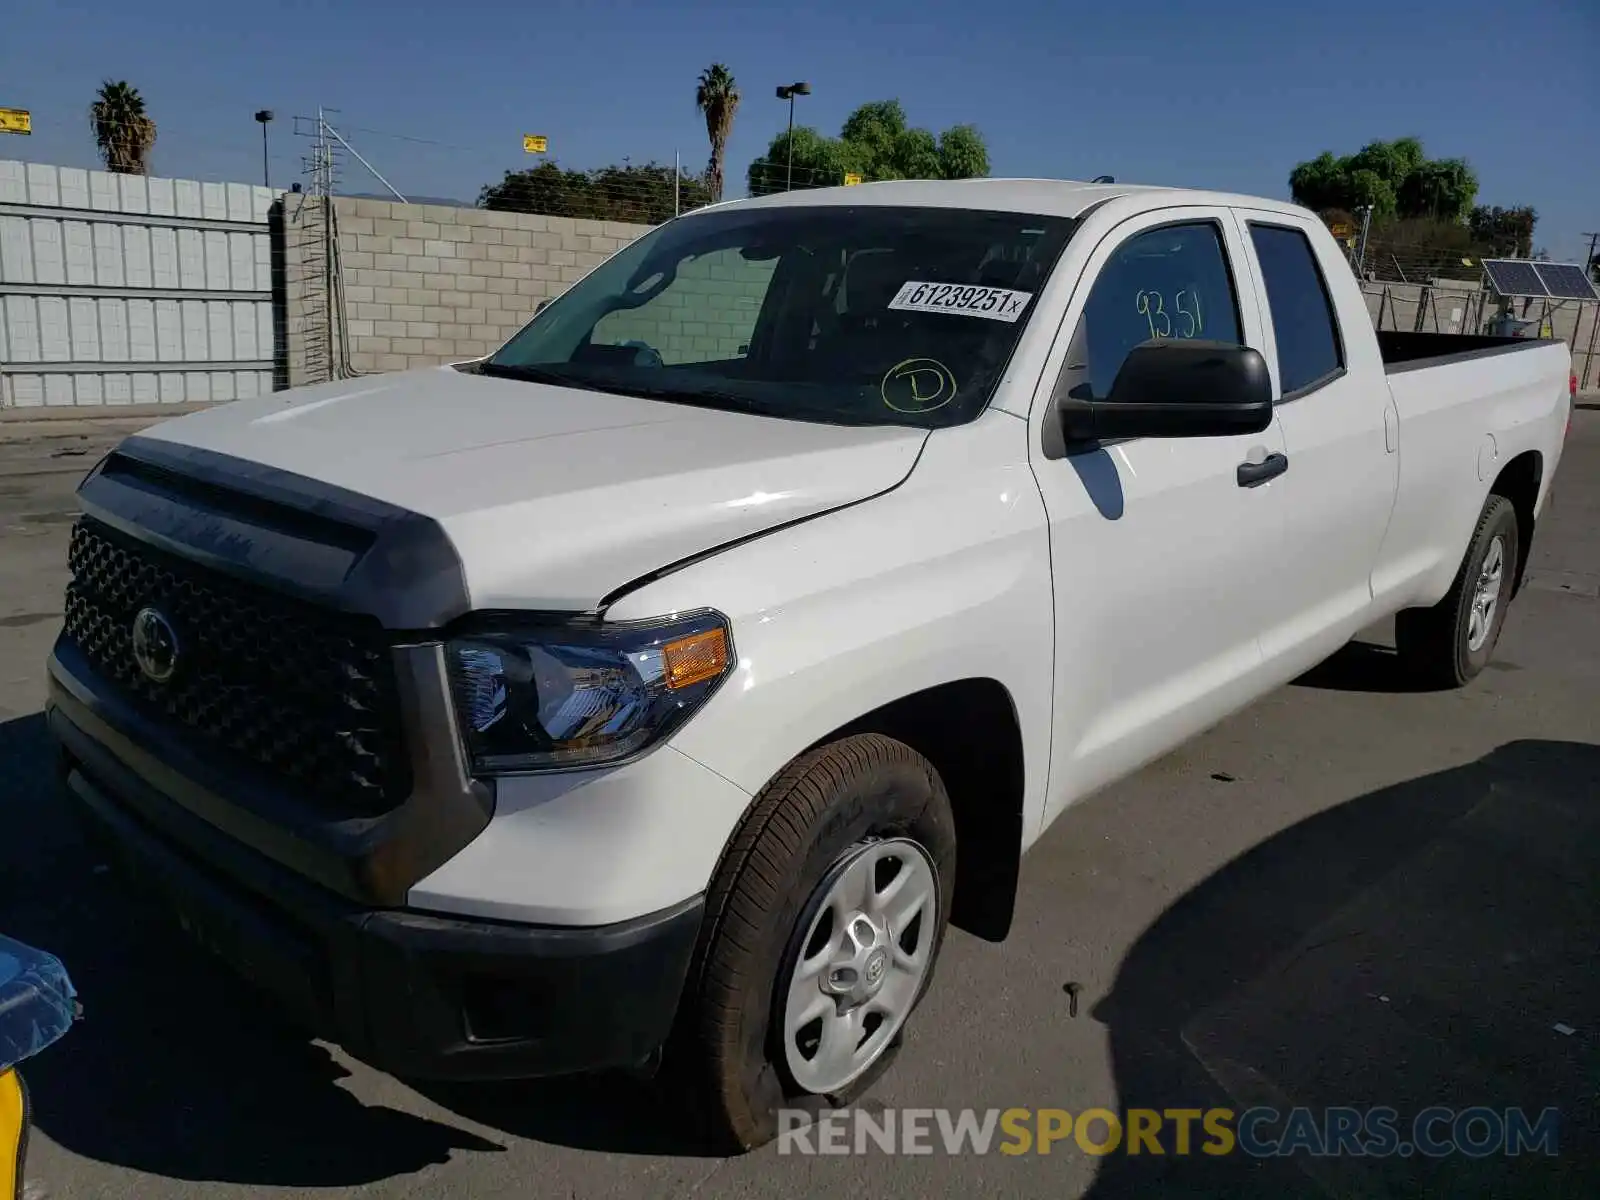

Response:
(887, 281), (1033, 323)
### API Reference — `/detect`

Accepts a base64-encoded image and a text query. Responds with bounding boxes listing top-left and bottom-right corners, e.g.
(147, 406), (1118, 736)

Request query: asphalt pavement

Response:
(1, 407), (1596, 1200)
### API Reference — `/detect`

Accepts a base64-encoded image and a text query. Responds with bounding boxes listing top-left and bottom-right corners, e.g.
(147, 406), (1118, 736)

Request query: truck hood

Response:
(134, 367), (926, 611)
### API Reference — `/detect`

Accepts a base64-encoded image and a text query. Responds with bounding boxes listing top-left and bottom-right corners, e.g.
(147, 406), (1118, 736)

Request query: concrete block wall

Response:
(596, 249), (778, 363)
(330, 198), (653, 374)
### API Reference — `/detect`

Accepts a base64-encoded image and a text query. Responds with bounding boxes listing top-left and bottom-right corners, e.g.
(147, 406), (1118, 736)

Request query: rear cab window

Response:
(1246, 224), (1345, 399)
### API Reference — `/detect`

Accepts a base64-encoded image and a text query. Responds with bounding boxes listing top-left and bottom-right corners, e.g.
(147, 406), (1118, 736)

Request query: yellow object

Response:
(0, 109), (31, 135)
(663, 628), (729, 689)
(522, 134), (548, 154)
(880, 357), (958, 414)
(1329, 222), (1352, 238)
(843, 173), (863, 186)
(0, 1068), (26, 1199)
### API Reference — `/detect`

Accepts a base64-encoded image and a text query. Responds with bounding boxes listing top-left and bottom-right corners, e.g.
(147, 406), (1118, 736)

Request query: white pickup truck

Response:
(49, 180), (1574, 1149)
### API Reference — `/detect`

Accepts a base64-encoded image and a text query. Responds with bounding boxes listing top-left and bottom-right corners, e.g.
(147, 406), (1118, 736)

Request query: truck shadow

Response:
(1, 712), (506, 1189)
(1081, 738), (1600, 1199)
(4, 707), (725, 1186)
(1290, 638), (1454, 694)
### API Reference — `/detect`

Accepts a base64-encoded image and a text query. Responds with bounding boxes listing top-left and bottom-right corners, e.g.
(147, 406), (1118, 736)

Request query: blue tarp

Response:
(0, 935), (77, 1072)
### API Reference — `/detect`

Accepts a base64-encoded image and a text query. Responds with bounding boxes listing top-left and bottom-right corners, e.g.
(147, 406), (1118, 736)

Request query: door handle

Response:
(1237, 452), (1289, 488)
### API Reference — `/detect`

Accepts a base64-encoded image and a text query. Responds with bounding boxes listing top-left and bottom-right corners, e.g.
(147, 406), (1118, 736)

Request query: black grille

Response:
(63, 518), (410, 815)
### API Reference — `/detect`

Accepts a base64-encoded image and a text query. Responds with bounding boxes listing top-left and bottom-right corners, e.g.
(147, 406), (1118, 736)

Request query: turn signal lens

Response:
(664, 628), (730, 689)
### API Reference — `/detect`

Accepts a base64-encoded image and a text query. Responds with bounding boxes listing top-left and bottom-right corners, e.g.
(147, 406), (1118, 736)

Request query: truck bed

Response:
(1376, 329), (1554, 374)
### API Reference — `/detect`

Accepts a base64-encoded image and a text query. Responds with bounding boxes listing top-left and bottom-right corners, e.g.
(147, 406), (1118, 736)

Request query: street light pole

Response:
(254, 110), (274, 189)
(774, 82), (811, 191)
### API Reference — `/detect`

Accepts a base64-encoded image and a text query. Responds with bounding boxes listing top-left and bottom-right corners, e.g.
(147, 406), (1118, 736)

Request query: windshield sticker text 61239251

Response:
(887, 281), (1033, 323)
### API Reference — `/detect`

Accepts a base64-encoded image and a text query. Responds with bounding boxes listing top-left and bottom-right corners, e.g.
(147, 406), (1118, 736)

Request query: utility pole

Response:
(1355, 205), (1374, 277)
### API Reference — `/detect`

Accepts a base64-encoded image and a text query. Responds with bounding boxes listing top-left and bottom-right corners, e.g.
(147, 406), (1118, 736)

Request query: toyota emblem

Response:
(131, 607), (180, 683)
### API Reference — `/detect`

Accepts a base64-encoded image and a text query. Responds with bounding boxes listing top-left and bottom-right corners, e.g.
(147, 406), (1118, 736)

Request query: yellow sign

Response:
(843, 172), (863, 186)
(0, 108), (31, 135)
(1329, 222), (1352, 238)
(522, 134), (548, 154)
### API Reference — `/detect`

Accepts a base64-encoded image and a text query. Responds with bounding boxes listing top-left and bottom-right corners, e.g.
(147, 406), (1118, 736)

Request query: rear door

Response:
(1028, 208), (1287, 825)
(1229, 210), (1399, 678)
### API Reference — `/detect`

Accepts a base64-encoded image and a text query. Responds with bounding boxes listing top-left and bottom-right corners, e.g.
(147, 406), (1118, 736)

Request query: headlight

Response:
(445, 610), (734, 774)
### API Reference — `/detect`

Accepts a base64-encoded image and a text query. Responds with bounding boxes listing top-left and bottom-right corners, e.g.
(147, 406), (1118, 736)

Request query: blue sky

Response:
(5, 0), (1597, 260)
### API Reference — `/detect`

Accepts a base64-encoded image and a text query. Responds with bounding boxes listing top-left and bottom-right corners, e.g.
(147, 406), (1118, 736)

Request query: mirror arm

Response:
(1053, 396), (1100, 443)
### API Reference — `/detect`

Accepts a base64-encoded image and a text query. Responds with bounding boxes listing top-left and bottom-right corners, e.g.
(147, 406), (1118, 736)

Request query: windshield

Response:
(483, 205), (1078, 428)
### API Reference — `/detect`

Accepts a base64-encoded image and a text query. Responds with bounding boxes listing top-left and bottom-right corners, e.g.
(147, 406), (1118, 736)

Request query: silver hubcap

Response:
(1467, 535), (1505, 653)
(781, 837), (940, 1095)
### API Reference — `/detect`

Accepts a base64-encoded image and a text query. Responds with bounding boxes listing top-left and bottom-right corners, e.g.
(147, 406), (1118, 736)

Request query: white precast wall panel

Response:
(0, 160), (282, 408)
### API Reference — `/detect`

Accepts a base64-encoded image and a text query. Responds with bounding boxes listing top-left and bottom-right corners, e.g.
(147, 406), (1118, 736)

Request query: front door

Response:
(1029, 209), (1287, 826)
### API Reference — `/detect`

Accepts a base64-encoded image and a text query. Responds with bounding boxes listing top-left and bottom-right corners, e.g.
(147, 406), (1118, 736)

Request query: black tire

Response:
(1395, 494), (1519, 688)
(667, 733), (957, 1153)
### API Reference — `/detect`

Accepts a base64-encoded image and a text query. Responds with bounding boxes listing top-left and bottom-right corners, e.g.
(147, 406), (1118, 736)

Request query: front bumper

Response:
(49, 675), (704, 1082)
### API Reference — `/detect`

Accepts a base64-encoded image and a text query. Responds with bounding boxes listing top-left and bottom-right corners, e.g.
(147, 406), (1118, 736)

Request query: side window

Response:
(593, 248), (778, 365)
(1248, 224), (1344, 396)
(1073, 222), (1243, 400)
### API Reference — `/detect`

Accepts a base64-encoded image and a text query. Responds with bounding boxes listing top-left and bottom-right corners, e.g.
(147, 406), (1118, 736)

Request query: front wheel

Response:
(1395, 494), (1520, 688)
(669, 734), (957, 1152)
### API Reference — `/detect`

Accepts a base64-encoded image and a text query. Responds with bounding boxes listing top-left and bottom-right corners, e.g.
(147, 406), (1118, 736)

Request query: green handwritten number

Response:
(1136, 290), (1171, 338)
(1175, 291), (1196, 338)
(1174, 291), (1204, 338)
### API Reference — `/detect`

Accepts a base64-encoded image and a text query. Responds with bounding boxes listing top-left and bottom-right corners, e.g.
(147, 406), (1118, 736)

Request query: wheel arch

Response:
(1490, 450), (1542, 598)
(801, 677), (1026, 943)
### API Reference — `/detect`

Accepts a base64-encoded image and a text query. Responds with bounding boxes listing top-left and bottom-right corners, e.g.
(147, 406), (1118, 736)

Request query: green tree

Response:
(695, 63), (740, 203)
(1467, 205), (1537, 258)
(479, 160), (713, 224)
(748, 100), (990, 194)
(1289, 138), (1477, 222)
(89, 80), (156, 175)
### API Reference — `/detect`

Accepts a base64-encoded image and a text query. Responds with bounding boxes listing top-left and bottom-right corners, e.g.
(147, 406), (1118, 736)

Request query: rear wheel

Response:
(669, 733), (957, 1152)
(1395, 494), (1519, 688)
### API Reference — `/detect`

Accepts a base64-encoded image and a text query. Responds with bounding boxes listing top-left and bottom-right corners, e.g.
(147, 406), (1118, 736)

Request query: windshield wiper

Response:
(480, 364), (897, 427)
(476, 362), (754, 411)
(476, 360), (605, 390)
(600, 381), (774, 414)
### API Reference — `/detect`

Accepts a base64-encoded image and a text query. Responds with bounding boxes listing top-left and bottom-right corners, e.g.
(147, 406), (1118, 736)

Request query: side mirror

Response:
(535, 298), (550, 314)
(1056, 340), (1274, 442)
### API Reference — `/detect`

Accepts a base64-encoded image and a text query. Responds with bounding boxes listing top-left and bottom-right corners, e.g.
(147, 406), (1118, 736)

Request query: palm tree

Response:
(89, 81), (157, 175)
(695, 64), (740, 203)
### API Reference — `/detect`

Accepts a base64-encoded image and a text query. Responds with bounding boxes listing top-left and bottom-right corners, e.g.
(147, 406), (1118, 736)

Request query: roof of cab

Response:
(684, 177), (1313, 222)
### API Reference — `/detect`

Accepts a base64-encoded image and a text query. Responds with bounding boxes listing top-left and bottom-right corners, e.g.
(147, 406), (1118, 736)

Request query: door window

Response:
(1073, 222), (1244, 400)
(1247, 224), (1345, 397)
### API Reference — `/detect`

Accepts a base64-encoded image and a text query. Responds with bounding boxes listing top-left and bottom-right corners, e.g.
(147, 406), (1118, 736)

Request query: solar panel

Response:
(1481, 259), (1548, 298)
(1534, 262), (1600, 302)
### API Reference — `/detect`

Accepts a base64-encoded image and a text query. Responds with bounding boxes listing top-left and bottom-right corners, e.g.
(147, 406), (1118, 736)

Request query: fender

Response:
(610, 408), (1057, 853)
